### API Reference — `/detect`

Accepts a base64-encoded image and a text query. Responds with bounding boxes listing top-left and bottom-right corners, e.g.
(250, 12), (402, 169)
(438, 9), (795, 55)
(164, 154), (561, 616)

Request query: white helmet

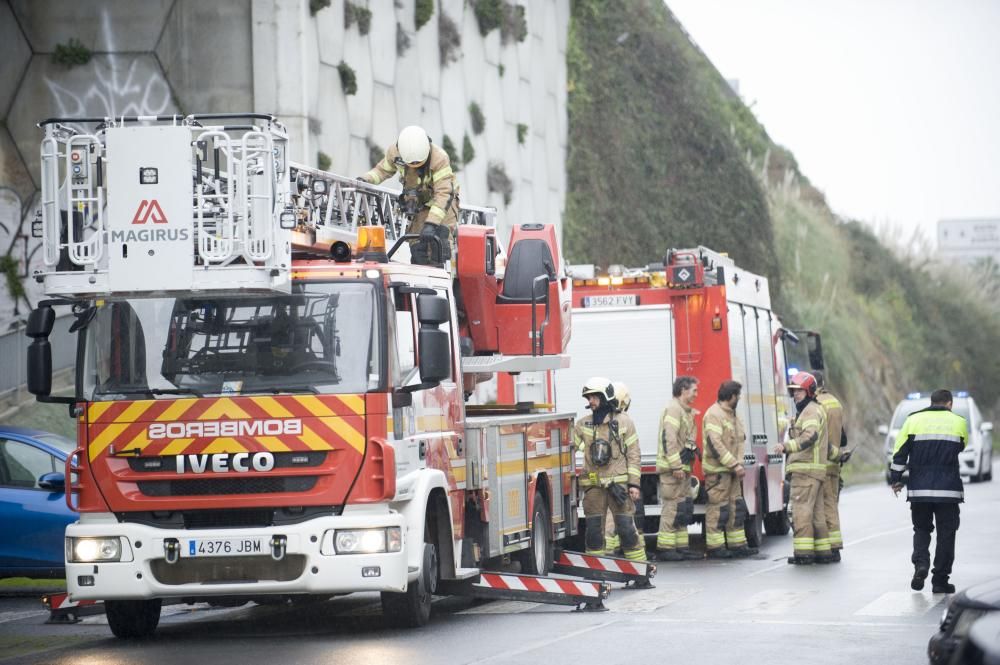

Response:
(397, 126), (431, 166)
(612, 381), (631, 412)
(582, 376), (614, 403)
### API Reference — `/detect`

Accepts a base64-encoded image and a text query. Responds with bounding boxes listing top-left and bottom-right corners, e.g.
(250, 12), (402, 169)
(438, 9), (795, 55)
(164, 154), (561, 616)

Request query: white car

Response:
(880, 392), (994, 484)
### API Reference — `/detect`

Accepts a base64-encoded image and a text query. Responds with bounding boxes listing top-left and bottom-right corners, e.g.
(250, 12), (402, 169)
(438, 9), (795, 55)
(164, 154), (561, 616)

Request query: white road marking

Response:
(855, 591), (945, 617)
(632, 616), (939, 628)
(606, 586), (700, 614)
(0, 609), (50, 624)
(458, 600), (543, 614)
(728, 589), (818, 614)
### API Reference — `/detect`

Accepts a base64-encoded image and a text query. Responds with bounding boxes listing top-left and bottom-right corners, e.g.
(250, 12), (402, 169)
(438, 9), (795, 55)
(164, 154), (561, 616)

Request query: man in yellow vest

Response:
(573, 378), (645, 561)
(655, 376), (701, 561)
(359, 126), (459, 266)
(775, 371), (832, 565)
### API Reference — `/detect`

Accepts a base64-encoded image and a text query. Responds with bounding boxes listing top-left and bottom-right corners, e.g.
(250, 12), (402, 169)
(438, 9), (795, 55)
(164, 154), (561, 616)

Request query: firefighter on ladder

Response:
(655, 376), (701, 561)
(775, 371), (833, 565)
(604, 381), (644, 556)
(573, 378), (646, 561)
(702, 380), (756, 559)
(813, 370), (850, 562)
(358, 125), (460, 266)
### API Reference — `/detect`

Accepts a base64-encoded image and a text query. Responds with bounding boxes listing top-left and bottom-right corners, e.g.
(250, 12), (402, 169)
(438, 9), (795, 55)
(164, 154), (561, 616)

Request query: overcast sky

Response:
(667, 0), (1000, 246)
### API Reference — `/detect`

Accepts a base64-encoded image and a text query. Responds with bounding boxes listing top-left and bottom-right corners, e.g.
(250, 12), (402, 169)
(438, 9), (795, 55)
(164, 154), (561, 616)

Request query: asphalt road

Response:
(2, 461), (998, 665)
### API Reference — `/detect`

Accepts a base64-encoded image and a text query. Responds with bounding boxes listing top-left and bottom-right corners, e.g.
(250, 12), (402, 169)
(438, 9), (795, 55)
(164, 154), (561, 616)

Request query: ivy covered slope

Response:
(566, 0), (1000, 462)
(564, 1), (778, 276)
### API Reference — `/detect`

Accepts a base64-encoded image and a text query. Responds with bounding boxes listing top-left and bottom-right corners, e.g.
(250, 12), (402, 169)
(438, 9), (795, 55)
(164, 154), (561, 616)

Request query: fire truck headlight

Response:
(68, 537), (122, 562)
(334, 528), (399, 554)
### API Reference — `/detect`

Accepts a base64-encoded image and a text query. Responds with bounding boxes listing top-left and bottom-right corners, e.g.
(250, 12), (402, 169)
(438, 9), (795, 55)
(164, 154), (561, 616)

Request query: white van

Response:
(880, 392), (994, 483)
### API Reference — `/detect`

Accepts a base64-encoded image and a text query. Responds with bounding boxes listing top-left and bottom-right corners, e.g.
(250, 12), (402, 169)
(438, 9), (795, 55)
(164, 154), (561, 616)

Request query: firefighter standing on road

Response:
(573, 378), (646, 561)
(775, 371), (833, 565)
(655, 376), (701, 561)
(358, 126), (460, 266)
(605, 381), (644, 556)
(813, 370), (850, 562)
(890, 389), (967, 594)
(702, 380), (756, 559)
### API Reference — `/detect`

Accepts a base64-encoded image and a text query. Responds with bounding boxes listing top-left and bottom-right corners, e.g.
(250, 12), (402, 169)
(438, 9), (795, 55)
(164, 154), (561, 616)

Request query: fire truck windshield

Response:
(81, 282), (381, 400)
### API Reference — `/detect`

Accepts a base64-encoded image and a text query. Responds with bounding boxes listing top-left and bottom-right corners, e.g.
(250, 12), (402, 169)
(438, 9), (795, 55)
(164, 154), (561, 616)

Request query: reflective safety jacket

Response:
(657, 398), (696, 474)
(573, 411), (641, 488)
(784, 399), (828, 480)
(701, 401), (745, 474)
(361, 143), (459, 228)
(891, 406), (967, 503)
(816, 389), (846, 472)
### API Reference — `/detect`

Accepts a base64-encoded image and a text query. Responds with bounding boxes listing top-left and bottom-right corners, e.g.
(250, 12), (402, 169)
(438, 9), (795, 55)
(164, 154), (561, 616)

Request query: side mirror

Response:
(877, 425), (889, 436)
(416, 294), (449, 325)
(38, 472), (65, 492)
(26, 305), (55, 398)
(418, 327), (451, 383)
(981, 422), (993, 433)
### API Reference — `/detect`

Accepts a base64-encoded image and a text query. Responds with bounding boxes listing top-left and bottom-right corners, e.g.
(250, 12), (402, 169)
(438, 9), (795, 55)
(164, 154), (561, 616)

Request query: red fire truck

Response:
(25, 114), (652, 638)
(555, 248), (824, 547)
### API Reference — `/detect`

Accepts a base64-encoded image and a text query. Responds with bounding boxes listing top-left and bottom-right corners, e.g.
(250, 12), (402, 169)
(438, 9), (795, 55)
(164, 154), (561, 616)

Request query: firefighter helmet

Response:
(589, 438), (613, 467)
(787, 371), (818, 398)
(612, 381), (631, 412)
(582, 377), (615, 403)
(397, 126), (431, 166)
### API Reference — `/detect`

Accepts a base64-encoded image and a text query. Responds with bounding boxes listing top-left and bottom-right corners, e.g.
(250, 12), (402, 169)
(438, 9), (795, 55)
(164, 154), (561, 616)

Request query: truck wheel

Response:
(105, 599), (162, 639)
(381, 541), (436, 628)
(744, 484), (764, 548)
(519, 490), (553, 575)
(764, 508), (790, 536)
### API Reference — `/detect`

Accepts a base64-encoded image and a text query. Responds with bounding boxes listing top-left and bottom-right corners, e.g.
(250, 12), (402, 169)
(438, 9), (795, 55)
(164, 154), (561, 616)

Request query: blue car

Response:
(0, 426), (77, 578)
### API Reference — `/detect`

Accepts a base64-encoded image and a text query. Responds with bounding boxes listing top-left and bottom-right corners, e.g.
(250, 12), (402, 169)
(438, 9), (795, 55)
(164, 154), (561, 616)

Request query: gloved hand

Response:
(411, 223), (441, 266)
(609, 482), (628, 505)
(419, 222), (439, 241)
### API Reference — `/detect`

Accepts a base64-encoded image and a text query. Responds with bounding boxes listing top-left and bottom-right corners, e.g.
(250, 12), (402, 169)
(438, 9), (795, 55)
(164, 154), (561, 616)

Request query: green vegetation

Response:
(52, 38), (91, 68)
(345, 2), (373, 35)
(500, 3), (528, 44)
(566, 0), (1000, 456)
(462, 133), (475, 165)
(397, 23), (411, 56)
(442, 135), (461, 171)
(317, 151), (332, 172)
(473, 0), (503, 36)
(487, 162), (513, 205)
(517, 123), (528, 145)
(415, 0), (434, 30)
(336, 61), (358, 96)
(439, 12), (461, 65)
(2, 400), (77, 439)
(498, 63), (506, 77)
(309, 0), (331, 16)
(565, 1), (776, 275)
(468, 102), (485, 135)
(1, 254), (25, 301)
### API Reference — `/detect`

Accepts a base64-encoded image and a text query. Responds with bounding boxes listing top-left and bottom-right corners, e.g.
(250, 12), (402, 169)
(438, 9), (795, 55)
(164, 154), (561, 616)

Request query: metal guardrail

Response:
(0, 315), (75, 398)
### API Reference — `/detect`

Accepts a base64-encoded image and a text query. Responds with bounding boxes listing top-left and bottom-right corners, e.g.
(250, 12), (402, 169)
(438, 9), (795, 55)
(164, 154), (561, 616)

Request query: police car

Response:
(880, 392), (994, 484)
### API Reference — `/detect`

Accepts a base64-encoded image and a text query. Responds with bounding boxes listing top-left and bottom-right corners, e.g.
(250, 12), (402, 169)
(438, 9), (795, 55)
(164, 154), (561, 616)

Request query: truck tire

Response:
(381, 541), (436, 628)
(764, 508), (790, 536)
(519, 490), (553, 575)
(105, 599), (162, 639)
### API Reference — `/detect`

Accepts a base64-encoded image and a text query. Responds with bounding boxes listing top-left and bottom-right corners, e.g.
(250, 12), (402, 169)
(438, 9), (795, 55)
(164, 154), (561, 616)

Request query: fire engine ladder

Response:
(284, 164), (496, 257)
(438, 571), (611, 611)
(552, 550), (656, 589)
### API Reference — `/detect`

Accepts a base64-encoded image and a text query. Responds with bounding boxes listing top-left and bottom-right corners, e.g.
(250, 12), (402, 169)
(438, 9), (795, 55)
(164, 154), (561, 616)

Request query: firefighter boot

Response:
(706, 548), (733, 560)
(830, 549), (842, 563)
(678, 549), (703, 560)
(729, 546), (758, 558)
(787, 555), (815, 565)
(911, 565), (929, 591)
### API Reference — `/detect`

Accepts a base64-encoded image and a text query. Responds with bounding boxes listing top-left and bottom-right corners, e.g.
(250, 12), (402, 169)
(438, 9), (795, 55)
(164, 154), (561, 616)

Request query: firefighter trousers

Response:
(790, 473), (830, 559)
(824, 468), (843, 550)
(705, 473), (745, 550)
(583, 486), (644, 560)
(657, 473), (692, 551)
(604, 501), (644, 552)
